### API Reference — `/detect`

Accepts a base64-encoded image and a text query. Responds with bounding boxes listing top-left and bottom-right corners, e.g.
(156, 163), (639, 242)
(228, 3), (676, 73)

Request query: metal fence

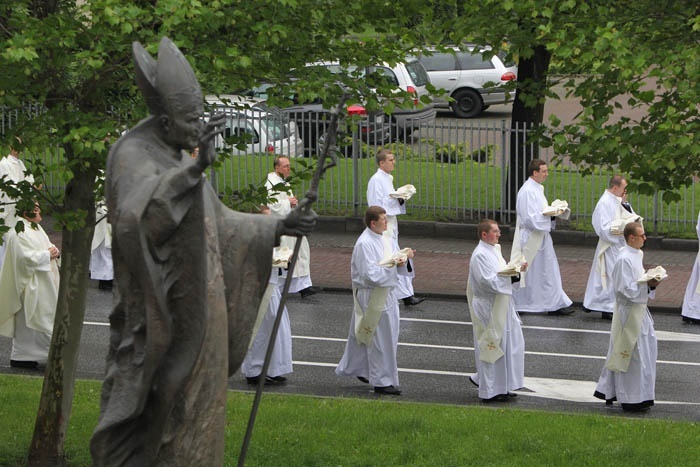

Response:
(213, 114), (699, 236)
(3, 106), (698, 237)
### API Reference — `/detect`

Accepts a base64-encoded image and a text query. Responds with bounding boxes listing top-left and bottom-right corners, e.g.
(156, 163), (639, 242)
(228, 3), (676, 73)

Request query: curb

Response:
(316, 216), (697, 251)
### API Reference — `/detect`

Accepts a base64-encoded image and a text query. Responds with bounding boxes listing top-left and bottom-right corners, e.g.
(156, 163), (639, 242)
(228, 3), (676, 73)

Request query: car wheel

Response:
(451, 89), (483, 118)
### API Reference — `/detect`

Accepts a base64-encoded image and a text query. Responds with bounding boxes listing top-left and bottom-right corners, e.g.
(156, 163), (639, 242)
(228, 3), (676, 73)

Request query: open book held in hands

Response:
(272, 246), (293, 268)
(379, 248), (413, 267)
(637, 265), (668, 283)
(498, 256), (526, 276)
(542, 199), (571, 219)
(610, 212), (644, 235)
(389, 184), (416, 200)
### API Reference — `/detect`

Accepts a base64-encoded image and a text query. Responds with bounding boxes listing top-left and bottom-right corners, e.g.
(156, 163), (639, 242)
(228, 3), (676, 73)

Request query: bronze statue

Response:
(90, 37), (315, 466)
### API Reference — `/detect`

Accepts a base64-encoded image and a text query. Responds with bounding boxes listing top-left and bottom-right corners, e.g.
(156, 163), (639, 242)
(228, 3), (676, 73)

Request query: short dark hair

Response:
(477, 219), (497, 239)
(609, 174), (626, 189)
(527, 159), (546, 176)
(364, 205), (386, 228)
(624, 221), (642, 242)
(376, 148), (393, 166)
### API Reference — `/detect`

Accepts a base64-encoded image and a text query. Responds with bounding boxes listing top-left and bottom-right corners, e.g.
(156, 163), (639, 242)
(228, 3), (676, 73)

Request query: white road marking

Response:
(292, 335), (700, 366)
(292, 361), (700, 405)
(88, 318), (700, 342)
(401, 317), (700, 342)
(81, 321), (699, 404)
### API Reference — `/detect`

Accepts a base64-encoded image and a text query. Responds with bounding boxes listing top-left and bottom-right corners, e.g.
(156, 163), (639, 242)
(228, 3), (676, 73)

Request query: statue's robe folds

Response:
(91, 117), (279, 466)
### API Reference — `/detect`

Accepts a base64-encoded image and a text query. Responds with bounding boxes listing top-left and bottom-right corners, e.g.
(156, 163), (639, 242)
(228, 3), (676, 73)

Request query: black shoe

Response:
(357, 376), (369, 384)
(98, 280), (113, 291)
(299, 286), (320, 298)
(548, 308), (575, 316)
(601, 312), (613, 320)
(374, 385), (401, 395)
(402, 296), (425, 306)
(622, 401), (653, 413)
(246, 375), (281, 386)
(482, 394), (509, 402)
(594, 391), (617, 405)
(468, 375), (479, 388)
(10, 360), (38, 369)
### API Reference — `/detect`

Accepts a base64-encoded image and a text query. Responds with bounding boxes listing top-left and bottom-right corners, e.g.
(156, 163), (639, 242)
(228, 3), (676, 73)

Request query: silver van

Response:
(419, 46), (517, 118)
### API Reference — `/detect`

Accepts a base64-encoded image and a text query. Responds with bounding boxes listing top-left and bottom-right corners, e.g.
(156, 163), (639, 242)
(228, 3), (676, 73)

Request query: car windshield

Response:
(258, 115), (289, 141)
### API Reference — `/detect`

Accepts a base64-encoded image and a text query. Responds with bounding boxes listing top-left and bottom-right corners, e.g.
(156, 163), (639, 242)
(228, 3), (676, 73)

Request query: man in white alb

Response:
(265, 155), (318, 298)
(0, 202), (60, 369)
(467, 219), (525, 402)
(335, 206), (414, 395)
(681, 210), (700, 325)
(90, 200), (114, 291)
(583, 175), (640, 320)
(594, 222), (660, 412)
(241, 247), (293, 386)
(511, 159), (573, 314)
(0, 137), (36, 271)
(366, 149), (423, 306)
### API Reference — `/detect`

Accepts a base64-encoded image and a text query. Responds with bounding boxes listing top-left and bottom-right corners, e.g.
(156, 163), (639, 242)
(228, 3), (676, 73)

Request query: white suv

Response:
(206, 95), (304, 158)
(418, 46), (517, 118)
(310, 58), (436, 140)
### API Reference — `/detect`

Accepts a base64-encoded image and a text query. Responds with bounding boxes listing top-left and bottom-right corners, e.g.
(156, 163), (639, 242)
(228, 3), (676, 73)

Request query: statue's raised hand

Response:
(281, 195), (317, 238)
(196, 112), (226, 170)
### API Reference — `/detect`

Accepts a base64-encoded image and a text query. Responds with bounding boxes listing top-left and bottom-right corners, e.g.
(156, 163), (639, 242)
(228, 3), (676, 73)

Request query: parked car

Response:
(205, 95), (304, 158)
(236, 82), (391, 157)
(309, 58), (436, 140)
(418, 45), (517, 118)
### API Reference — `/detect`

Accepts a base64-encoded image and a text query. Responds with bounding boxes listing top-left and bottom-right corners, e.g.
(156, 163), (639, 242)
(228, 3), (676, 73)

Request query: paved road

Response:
(2, 286), (699, 422)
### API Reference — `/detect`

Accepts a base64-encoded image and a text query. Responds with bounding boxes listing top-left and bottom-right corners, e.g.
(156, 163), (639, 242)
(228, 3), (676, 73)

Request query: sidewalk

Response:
(308, 218), (697, 313)
(43, 215), (695, 313)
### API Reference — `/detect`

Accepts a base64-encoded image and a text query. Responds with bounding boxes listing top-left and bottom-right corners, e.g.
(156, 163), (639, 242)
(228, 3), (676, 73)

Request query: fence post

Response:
(352, 125), (360, 218)
(500, 119), (509, 224)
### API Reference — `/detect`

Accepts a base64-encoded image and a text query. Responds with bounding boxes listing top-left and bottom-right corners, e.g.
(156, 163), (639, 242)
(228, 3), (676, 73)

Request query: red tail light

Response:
(501, 71), (516, 81)
(407, 85), (418, 106)
(347, 104), (367, 116)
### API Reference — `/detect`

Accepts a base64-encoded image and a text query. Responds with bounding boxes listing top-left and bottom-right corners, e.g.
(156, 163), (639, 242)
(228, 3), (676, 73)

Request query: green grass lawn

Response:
(2, 375), (698, 466)
(31, 141), (700, 237)
(211, 152), (700, 238)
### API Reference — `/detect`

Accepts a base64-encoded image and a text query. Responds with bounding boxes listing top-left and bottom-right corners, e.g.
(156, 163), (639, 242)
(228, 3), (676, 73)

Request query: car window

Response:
(371, 67), (400, 87)
(457, 52), (495, 70)
(419, 53), (457, 72)
(225, 117), (259, 144)
(405, 60), (430, 86)
(260, 117), (288, 141)
(497, 51), (516, 68)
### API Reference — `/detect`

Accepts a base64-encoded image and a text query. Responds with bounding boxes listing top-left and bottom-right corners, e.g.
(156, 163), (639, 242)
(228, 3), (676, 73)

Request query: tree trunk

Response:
(507, 44), (551, 215)
(27, 157), (96, 466)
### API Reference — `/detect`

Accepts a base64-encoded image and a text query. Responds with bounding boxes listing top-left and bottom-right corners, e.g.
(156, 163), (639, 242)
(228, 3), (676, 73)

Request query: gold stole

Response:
(605, 302), (646, 372)
(510, 218), (545, 288)
(466, 244), (508, 363)
(595, 240), (613, 290)
(354, 232), (393, 346)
